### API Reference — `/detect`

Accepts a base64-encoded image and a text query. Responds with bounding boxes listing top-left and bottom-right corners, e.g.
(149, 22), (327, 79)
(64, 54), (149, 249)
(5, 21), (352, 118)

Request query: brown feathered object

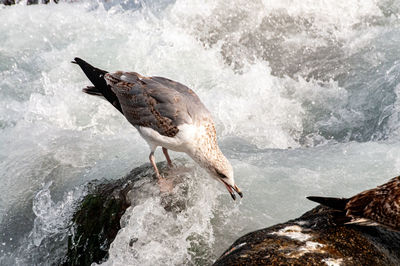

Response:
(307, 176), (400, 230)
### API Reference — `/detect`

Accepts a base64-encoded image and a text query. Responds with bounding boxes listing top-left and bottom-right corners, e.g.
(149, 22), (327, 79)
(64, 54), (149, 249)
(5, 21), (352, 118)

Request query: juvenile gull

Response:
(72, 58), (242, 200)
(307, 175), (400, 230)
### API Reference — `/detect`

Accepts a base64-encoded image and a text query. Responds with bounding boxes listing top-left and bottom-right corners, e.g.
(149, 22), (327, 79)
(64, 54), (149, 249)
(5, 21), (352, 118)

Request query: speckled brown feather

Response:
(308, 176), (400, 231)
(104, 71), (210, 137)
(346, 176), (400, 230)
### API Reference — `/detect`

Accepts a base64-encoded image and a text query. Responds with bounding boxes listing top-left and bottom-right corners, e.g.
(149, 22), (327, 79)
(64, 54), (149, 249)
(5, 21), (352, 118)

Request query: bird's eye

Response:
(216, 169), (227, 179)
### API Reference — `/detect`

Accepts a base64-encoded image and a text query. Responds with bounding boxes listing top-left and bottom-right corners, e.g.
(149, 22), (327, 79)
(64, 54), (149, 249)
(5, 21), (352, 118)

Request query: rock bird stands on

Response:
(307, 175), (400, 231)
(73, 58), (242, 200)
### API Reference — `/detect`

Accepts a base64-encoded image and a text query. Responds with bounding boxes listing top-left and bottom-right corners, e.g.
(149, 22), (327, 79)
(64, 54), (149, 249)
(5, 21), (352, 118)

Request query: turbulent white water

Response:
(1, 0), (400, 264)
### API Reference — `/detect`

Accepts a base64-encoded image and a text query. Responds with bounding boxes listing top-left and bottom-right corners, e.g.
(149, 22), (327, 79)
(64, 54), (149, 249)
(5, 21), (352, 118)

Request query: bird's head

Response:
(211, 158), (243, 201)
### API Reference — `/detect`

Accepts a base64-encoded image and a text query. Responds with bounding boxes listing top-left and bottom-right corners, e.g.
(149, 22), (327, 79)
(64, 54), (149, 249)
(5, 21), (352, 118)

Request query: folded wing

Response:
(105, 72), (210, 137)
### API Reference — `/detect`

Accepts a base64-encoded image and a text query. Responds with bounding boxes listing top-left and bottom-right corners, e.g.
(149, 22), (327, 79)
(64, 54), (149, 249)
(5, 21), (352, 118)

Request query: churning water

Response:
(1, 0), (400, 264)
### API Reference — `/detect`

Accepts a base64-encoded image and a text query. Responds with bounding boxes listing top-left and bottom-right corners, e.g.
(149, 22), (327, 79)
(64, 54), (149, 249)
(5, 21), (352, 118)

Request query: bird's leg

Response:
(162, 147), (173, 167)
(149, 151), (161, 179)
(150, 150), (173, 192)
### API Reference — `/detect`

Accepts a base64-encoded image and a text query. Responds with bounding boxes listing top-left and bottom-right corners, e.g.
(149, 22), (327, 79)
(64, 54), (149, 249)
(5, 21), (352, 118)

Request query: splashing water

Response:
(1, 0), (400, 264)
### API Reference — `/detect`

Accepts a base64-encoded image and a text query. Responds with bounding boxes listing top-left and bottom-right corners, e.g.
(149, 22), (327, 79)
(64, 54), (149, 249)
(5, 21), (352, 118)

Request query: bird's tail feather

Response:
(72, 57), (123, 113)
(306, 196), (348, 211)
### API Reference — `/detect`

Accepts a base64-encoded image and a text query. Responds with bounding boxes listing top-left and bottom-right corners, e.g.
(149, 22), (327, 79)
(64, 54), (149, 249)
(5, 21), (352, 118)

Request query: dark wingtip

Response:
(72, 57), (123, 114)
(306, 196), (348, 211)
(72, 57), (85, 65)
(306, 196), (326, 204)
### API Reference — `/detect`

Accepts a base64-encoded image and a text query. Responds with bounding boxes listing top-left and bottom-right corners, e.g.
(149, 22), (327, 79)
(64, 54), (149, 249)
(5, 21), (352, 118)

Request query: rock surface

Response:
(62, 162), (400, 265)
(214, 206), (400, 265)
(2, 0), (15, 4)
(63, 163), (165, 265)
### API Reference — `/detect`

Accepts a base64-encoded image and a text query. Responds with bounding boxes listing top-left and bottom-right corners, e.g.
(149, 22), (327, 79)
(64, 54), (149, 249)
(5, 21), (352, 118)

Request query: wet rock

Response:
(214, 206), (400, 265)
(63, 160), (400, 265)
(1, 0), (58, 5)
(27, 0), (58, 5)
(63, 162), (166, 266)
(2, 0), (15, 5)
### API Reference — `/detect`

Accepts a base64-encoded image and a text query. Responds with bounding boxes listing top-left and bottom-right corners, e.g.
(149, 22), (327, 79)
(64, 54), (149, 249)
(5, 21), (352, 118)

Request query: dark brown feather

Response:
(346, 176), (400, 230)
(307, 176), (400, 230)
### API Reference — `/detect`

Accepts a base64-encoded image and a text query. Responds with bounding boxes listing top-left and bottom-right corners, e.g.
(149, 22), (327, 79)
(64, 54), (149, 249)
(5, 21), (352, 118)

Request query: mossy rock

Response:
(63, 187), (127, 265)
(62, 163), (164, 266)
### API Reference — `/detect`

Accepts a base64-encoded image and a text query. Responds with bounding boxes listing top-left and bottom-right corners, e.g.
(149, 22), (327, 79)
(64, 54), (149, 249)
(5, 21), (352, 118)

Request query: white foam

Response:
(1, 0), (400, 265)
(0, 182), (87, 265)
(102, 162), (223, 265)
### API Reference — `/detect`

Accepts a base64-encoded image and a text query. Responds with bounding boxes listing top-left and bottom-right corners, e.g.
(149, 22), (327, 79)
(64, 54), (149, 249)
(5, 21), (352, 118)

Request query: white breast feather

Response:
(137, 123), (201, 153)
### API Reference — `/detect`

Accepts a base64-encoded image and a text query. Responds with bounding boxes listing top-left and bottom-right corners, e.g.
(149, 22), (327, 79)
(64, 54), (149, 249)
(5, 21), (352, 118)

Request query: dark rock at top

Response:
(1, 0), (58, 5)
(214, 206), (400, 265)
(2, 0), (15, 5)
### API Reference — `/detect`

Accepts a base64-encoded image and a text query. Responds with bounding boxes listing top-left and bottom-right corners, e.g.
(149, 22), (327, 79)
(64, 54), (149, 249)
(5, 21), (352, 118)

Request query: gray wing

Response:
(346, 176), (400, 230)
(104, 71), (210, 137)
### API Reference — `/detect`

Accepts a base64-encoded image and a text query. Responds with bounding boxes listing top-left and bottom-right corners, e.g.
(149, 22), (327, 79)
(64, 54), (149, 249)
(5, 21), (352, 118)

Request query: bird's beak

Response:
(234, 185), (243, 198)
(220, 179), (243, 201)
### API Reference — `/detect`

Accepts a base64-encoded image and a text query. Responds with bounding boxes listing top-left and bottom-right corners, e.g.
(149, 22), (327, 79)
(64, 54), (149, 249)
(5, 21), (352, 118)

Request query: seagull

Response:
(72, 58), (242, 200)
(307, 175), (400, 230)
